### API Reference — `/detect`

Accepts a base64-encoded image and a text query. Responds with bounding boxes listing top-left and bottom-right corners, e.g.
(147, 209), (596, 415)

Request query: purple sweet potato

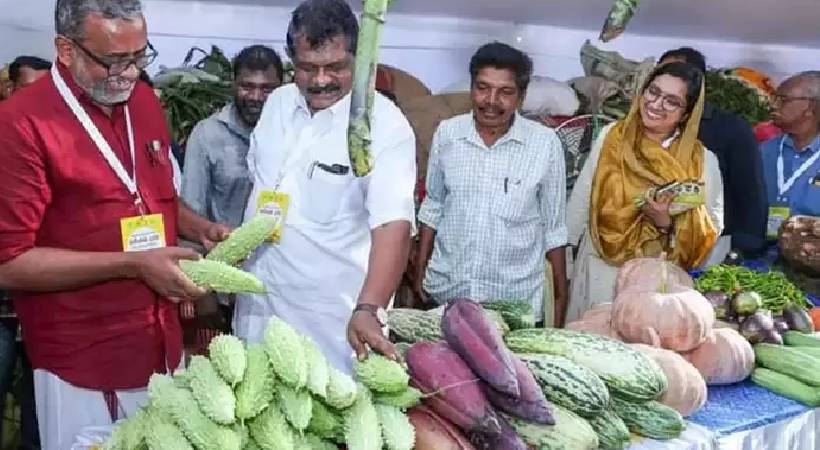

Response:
(442, 298), (519, 397)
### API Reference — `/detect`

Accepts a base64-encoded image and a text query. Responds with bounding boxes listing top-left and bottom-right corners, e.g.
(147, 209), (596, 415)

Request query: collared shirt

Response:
(699, 103), (767, 254)
(233, 84), (416, 373)
(418, 113), (568, 315)
(761, 133), (820, 217)
(0, 64), (181, 391)
(181, 104), (253, 228)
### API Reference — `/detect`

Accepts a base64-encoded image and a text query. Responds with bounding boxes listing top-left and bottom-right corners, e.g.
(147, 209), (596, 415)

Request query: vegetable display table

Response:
(628, 378), (820, 450)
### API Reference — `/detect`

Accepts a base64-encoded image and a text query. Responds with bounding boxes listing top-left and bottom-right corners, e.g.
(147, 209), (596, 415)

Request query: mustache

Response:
(479, 105), (504, 114)
(307, 83), (341, 95)
(238, 99), (265, 111)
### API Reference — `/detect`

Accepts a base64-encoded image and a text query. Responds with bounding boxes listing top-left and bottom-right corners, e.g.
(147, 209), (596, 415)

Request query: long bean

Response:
(695, 265), (808, 313)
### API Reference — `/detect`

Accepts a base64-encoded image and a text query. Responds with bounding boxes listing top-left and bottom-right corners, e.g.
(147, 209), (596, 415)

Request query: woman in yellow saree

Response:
(565, 62), (724, 323)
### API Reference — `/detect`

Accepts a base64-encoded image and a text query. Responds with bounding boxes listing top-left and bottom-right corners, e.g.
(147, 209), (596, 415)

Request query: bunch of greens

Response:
(695, 265), (809, 313)
(155, 46), (233, 145)
(705, 70), (770, 125)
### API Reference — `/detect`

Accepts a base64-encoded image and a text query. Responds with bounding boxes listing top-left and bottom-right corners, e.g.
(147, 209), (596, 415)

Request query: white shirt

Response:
(233, 84), (416, 374)
(418, 113), (567, 317)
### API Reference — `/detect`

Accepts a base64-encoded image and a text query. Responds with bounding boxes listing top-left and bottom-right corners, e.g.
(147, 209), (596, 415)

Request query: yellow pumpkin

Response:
(629, 344), (707, 417)
(683, 328), (754, 385)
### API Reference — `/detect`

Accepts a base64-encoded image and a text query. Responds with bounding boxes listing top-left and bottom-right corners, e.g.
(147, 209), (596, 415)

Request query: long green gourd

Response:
(348, 0), (392, 177)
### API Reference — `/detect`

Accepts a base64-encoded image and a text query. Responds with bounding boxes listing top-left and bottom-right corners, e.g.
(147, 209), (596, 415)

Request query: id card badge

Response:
(767, 205), (790, 240)
(256, 190), (290, 243)
(121, 214), (166, 252)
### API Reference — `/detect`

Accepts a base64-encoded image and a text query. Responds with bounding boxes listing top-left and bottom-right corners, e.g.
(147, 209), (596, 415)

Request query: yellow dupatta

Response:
(589, 84), (718, 269)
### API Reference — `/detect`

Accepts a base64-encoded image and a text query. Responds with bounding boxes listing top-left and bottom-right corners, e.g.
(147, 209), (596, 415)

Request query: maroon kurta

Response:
(0, 63), (182, 390)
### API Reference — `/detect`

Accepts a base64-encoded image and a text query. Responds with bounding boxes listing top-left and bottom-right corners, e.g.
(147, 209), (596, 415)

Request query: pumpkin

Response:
(683, 328), (754, 385)
(810, 308), (820, 332)
(613, 262), (714, 352)
(615, 257), (694, 295)
(628, 344), (707, 417)
(565, 303), (622, 339)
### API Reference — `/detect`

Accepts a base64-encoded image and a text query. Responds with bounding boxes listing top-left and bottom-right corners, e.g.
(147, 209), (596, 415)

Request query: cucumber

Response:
(505, 328), (667, 402)
(783, 331), (820, 347)
(755, 343), (820, 387)
(504, 406), (598, 450)
(517, 353), (610, 418)
(481, 300), (535, 330)
(588, 409), (630, 450)
(610, 396), (685, 440)
(751, 367), (820, 407)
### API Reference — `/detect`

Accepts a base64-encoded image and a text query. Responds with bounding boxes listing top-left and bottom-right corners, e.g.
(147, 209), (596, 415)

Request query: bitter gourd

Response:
(235, 344), (276, 420)
(375, 404), (415, 450)
(208, 334), (246, 387)
(344, 385), (383, 450)
(303, 335), (330, 399)
(188, 355), (236, 425)
(264, 317), (308, 389)
(355, 353), (409, 394)
(205, 215), (277, 265)
(179, 259), (265, 294)
(278, 385), (313, 432)
(248, 402), (296, 450)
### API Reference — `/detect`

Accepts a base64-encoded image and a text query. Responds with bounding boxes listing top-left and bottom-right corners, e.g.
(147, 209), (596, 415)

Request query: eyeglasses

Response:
(643, 84), (686, 112)
(771, 94), (818, 106)
(70, 38), (158, 77)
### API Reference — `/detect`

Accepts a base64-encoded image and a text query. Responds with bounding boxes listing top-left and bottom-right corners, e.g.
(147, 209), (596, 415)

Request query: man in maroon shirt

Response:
(0, 1), (229, 448)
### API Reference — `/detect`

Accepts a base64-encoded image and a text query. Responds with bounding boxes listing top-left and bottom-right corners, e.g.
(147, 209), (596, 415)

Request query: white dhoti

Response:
(34, 370), (147, 450)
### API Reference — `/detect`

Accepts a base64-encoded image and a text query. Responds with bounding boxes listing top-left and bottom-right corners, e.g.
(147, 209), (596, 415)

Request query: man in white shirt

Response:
(414, 42), (569, 326)
(234, 0), (416, 373)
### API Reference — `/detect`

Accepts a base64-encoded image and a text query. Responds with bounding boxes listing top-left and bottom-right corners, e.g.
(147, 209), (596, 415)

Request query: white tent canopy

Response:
(1, 0), (818, 91)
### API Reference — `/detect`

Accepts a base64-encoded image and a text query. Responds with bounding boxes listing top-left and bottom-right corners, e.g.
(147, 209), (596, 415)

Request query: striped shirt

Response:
(418, 112), (567, 314)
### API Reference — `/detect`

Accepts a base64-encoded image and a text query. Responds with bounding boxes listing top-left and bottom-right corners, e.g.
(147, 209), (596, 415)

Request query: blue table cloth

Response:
(688, 380), (811, 436)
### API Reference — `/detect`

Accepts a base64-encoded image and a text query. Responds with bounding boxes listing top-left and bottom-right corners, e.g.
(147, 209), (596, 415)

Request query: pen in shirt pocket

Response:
(503, 177), (521, 194)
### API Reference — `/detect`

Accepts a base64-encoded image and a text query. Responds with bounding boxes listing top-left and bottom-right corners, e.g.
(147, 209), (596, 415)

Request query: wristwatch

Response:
(353, 303), (388, 327)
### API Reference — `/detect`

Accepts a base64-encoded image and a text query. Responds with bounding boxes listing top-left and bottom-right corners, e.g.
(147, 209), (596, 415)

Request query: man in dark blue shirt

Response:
(660, 48), (768, 258)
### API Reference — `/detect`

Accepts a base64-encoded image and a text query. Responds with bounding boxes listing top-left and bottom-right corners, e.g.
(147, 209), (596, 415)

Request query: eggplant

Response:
(732, 291), (763, 316)
(703, 291), (731, 320)
(761, 328), (784, 345)
(740, 311), (774, 344)
(783, 303), (813, 334)
(772, 316), (790, 334)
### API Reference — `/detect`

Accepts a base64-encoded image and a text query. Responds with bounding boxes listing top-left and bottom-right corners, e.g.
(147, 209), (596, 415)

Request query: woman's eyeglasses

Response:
(643, 85), (686, 112)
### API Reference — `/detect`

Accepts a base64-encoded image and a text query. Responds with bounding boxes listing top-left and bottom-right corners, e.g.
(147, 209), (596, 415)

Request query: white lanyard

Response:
(777, 135), (820, 198)
(51, 65), (143, 213)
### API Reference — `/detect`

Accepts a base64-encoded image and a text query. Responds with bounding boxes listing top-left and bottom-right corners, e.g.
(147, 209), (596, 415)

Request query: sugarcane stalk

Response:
(348, 0), (391, 177)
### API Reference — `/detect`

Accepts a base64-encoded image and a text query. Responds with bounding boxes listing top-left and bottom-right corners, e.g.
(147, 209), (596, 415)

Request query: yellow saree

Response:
(589, 85), (718, 269)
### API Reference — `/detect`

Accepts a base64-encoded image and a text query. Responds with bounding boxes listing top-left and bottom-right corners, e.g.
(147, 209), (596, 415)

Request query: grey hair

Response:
(797, 71), (820, 99)
(55, 0), (143, 40)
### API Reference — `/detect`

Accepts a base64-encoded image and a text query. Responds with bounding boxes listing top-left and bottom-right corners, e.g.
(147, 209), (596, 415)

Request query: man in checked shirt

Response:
(414, 42), (569, 326)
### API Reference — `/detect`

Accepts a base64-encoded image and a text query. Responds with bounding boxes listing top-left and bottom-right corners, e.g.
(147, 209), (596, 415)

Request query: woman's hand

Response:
(642, 191), (674, 230)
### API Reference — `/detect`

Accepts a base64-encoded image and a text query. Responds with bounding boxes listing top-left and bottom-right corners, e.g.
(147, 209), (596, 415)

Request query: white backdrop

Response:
(1, 0), (819, 92)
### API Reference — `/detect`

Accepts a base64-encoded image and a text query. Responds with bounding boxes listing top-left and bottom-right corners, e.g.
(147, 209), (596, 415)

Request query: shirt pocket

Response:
(299, 166), (354, 224)
(492, 178), (539, 223)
